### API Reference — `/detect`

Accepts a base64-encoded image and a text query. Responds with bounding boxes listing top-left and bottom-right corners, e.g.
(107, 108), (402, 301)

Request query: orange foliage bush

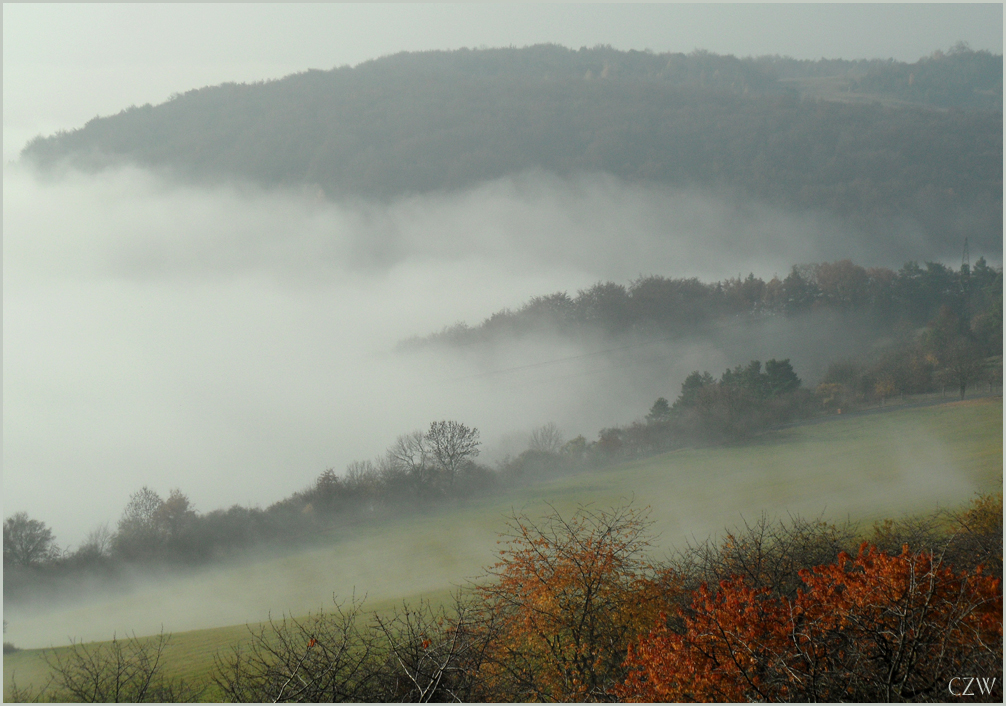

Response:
(621, 544), (1002, 702)
(471, 505), (678, 702)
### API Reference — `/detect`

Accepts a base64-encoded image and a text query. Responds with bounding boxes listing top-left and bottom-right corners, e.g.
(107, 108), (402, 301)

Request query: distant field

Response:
(778, 75), (938, 110)
(5, 397), (1001, 698)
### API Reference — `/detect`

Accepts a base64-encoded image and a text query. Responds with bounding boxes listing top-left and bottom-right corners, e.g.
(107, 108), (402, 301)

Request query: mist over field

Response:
(5, 397), (997, 650)
(3, 162), (902, 547)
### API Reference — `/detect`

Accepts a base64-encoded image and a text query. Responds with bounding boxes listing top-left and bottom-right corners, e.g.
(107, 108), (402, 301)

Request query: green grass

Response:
(4, 591), (456, 702)
(5, 397), (1001, 699)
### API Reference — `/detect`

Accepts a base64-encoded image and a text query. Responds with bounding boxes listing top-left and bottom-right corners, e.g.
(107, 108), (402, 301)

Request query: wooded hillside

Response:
(21, 44), (1003, 255)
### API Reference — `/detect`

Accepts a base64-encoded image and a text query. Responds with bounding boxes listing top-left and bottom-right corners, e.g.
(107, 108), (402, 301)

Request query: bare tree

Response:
(344, 460), (379, 490)
(942, 492), (1003, 578)
(11, 630), (202, 703)
(673, 513), (859, 598)
(213, 598), (384, 703)
(424, 421), (480, 488)
(387, 431), (431, 489)
(81, 523), (114, 557)
(372, 595), (494, 702)
(528, 422), (564, 454)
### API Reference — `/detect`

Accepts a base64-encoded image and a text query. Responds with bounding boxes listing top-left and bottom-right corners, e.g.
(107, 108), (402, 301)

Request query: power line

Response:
(445, 333), (685, 381)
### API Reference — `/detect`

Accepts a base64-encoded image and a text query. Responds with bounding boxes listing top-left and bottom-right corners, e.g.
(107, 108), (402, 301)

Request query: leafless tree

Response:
(673, 512), (859, 597)
(8, 630), (201, 702)
(386, 431), (431, 488)
(80, 522), (114, 557)
(424, 421), (480, 487)
(213, 597), (384, 702)
(344, 460), (380, 490)
(942, 492), (1003, 579)
(528, 422), (564, 454)
(372, 595), (494, 702)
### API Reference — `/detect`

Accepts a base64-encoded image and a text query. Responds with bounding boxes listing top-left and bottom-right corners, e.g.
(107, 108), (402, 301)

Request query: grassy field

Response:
(4, 397), (1001, 698)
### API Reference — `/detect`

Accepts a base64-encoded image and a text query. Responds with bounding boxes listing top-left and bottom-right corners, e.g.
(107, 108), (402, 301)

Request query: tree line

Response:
(0, 356), (809, 598)
(409, 257), (1002, 351)
(3, 420), (491, 601)
(21, 44), (1003, 256)
(9, 496), (1002, 701)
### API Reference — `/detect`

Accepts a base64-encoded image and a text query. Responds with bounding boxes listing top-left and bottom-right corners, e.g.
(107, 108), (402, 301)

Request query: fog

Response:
(3, 163), (901, 548)
(3, 391), (981, 649)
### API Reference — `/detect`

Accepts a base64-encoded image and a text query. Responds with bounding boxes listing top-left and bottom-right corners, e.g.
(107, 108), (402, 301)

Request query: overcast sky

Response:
(3, 2), (1003, 161)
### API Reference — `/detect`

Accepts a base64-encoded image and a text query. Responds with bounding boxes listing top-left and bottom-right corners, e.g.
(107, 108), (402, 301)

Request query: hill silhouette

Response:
(20, 44), (1003, 255)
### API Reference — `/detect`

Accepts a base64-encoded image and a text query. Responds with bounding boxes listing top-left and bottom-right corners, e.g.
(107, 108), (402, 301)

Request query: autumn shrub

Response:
(470, 504), (678, 702)
(867, 491), (1003, 579)
(620, 543), (1003, 702)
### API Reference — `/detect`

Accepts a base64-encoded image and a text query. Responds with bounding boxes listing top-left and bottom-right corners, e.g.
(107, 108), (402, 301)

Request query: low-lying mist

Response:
(2, 163), (921, 547)
(4, 399), (990, 649)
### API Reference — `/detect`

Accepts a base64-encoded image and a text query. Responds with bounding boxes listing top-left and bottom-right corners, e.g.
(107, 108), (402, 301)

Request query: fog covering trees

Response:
(19, 45), (1003, 257)
(7, 48), (1001, 554)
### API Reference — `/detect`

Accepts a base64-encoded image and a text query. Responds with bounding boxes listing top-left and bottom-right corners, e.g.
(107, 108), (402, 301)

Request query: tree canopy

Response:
(3, 512), (60, 568)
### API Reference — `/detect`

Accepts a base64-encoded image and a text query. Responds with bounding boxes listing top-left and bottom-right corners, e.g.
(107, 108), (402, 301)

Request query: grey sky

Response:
(3, 3), (1003, 161)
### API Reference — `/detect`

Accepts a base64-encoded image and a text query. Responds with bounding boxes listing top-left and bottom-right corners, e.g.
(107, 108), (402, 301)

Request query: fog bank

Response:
(3, 165), (917, 545)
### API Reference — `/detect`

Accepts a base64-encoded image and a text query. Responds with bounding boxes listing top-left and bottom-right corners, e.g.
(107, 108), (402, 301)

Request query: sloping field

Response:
(5, 397), (1001, 697)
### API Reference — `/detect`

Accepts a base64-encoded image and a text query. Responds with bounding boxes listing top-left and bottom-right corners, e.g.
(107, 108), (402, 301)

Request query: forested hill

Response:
(406, 257), (1004, 357)
(20, 44), (1003, 251)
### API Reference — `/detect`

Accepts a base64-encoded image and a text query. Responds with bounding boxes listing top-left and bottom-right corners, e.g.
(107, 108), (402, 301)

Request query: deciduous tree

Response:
(10, 631), (202, 703)
(473, 504), (677, 702)
(3, 512), (60, 568)
(424, 420), (480, 488)
(528, 422), (564, 454)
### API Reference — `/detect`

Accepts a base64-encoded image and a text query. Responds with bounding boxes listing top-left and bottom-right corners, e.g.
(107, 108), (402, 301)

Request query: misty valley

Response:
(3, 43), (1003, 702)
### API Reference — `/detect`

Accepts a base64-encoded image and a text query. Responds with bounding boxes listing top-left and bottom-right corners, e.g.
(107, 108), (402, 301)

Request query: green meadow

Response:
(5, 397), (1001, 699)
